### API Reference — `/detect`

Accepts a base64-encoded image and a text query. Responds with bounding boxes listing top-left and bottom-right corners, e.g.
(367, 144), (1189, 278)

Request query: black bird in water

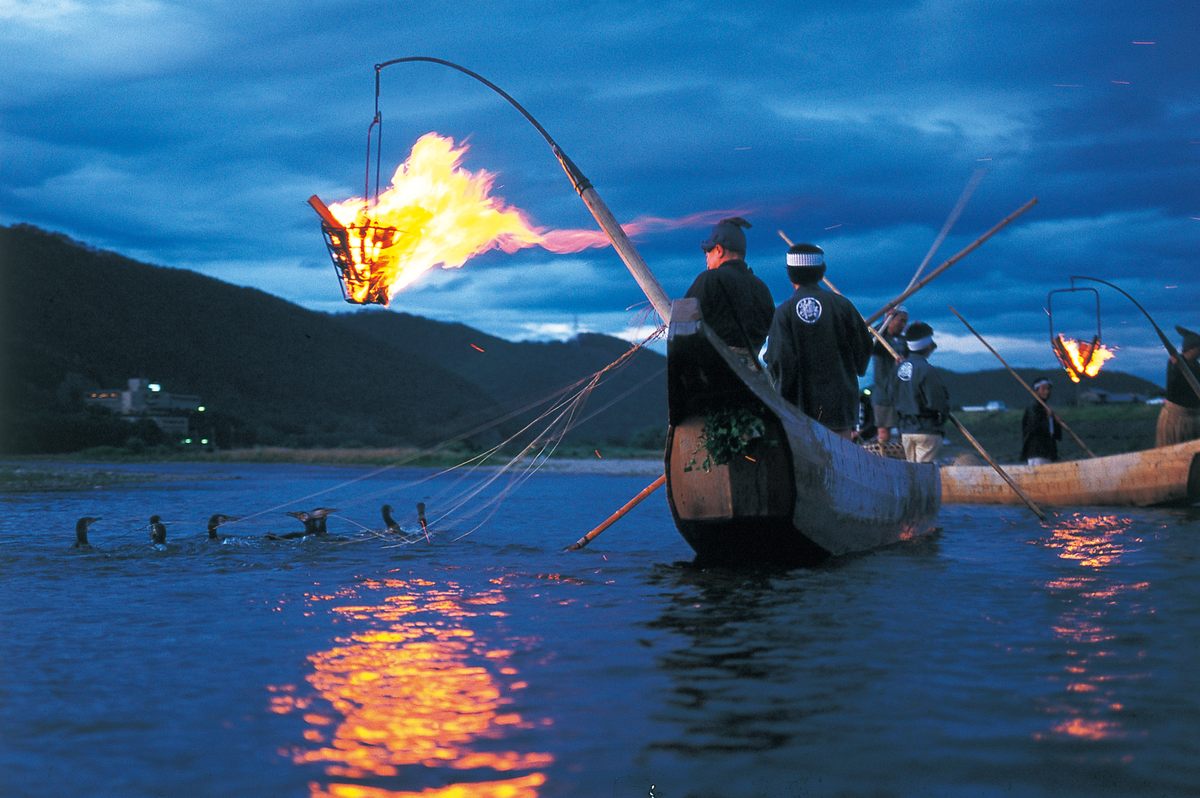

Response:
(149, 515), (167, 545)
(309, 507), (338, 535)
(74, 516), (101, 548)
(269, 510), (319, 540)
(381, 504), (403, 533)
(207, 514), (240, 541)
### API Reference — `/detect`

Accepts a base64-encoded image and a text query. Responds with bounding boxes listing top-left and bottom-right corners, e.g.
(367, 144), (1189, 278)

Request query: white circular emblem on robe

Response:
(897, 361), (914, 381)
(794, 297), (823, 324)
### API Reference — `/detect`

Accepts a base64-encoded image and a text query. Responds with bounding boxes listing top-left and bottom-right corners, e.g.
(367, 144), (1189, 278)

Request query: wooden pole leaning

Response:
(565, 474), (667, 551)
(866, 198), (1038, 324)
(948, 305), (1096, 458)
(947, 413), (1048, 521)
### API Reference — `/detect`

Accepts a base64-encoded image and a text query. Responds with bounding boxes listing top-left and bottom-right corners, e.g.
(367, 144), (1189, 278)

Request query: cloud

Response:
(1, 0), (1194, 391)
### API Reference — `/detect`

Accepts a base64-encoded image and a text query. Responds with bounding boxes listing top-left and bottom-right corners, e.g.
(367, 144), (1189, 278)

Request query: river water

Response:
(0, 460), (1197, 797)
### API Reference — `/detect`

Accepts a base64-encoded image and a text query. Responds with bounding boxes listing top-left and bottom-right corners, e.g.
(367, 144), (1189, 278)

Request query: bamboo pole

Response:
(948, 306), (1096, 458)
(947, 413), (1048, 521)
(565, 474), (666, 551)
(865, 198), (1038, 324)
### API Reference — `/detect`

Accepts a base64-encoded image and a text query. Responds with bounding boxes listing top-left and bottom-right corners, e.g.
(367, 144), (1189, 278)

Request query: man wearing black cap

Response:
(894, 321), (950, 463)
(1155, 325), (1200, 446)
(1020, 377), (1062, 465)
(763, 243), (872, 435)
(686, 217), (775, 357)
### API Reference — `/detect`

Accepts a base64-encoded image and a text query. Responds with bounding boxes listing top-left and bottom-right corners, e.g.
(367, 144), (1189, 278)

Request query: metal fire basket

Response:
(1046, 286), (1102, 380)
(308, 194), (399, 306)
(319, 221), (400, 306)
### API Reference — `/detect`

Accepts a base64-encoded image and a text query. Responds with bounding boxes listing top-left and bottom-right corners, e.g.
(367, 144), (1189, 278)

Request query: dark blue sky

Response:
(3, 1), (1196, 382)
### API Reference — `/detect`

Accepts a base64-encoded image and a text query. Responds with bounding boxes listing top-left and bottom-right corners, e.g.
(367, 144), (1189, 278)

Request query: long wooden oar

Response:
(948, 305), (1096, 458)
(866, 198), (1038, 324)
(947, 413), (1048, 521)
(565, 474), (666, 551)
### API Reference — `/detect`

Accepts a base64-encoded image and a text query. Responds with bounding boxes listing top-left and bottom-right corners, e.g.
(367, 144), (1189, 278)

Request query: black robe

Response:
(894, 353), (950, 434)
(1020, 401), (1062, 461)
(764, 282), (872, 431)
(1164, 352), (1200, 408)
(683, 259), (775, 352)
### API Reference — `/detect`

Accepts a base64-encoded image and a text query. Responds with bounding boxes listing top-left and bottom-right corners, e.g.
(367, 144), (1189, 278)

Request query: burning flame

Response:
(1051, 334), (1116, 383)
(316, 132), (746, 305)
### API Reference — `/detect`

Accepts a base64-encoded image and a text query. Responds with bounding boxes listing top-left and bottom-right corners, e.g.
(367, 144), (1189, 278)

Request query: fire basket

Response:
(308, 195), (399, 306)
(1047, 285), (1103, 382)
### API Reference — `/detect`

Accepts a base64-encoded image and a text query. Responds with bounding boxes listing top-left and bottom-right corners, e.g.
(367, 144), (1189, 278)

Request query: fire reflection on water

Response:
(269, 576), (551, 797)
(1035, 514), (1148, 746)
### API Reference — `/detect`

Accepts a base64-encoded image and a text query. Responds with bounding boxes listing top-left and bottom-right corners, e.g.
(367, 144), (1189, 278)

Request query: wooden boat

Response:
(663, 299), (941, 565)
(940, 438), (1200, 507)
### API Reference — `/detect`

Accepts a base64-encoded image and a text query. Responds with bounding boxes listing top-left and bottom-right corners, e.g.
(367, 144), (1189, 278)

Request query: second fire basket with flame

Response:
(1046, 284), (1116, 383)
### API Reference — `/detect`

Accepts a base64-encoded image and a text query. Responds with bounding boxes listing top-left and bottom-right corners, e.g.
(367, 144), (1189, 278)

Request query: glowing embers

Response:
(311, 133), (542, 306)
(1050, 334), (1116, 383)
(269, 577), (551, 797)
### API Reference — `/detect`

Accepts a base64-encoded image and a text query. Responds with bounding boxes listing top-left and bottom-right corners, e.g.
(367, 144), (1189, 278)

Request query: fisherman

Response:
(764, 243), (872, 436)
(1020, 377), (1062, 465)
(685, 217), (775, 359)
(870, 307), (909, 443)
(894, 321), (950, 463)
(1155, 325), (1200, 447)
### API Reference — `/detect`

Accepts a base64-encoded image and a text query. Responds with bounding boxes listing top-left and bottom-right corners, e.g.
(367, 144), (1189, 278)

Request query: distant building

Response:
(1079, 388), (1152, 404)
(960, 400), (1008, 412)
(84, 378), (202, 438)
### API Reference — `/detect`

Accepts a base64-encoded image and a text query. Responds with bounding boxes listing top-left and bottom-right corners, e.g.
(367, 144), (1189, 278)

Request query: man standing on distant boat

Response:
(871, 306), (909, 444)
(1020, 377), (1062, 465)
(894, 321), (950, 462)
(685, 217), (775, 360)
(764, 243), (872, 436)
(1155, 325), (1200, 447)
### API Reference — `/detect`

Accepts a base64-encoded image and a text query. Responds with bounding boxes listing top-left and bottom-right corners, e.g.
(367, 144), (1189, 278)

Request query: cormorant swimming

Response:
(74, 516), (101, 548)
(268, 510), (318, 540)
(309, 507), (338, 535)
(207, 513), (240, 541)
(149, 515), (167, 546)
(381, 504), (402, 533)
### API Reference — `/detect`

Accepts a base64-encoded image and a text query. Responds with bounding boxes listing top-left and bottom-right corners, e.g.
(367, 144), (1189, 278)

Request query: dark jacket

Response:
(871, 332), (908, 406)
(764, 282), (872, 431)
(684, 259), (775, 352)
(1165, 352), (1200, 409)
(895, 352), (950, 434)
(1020, 401), (1062, 461)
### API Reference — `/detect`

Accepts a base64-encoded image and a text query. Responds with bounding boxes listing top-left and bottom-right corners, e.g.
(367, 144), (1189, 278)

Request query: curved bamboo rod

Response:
(1068, 275), (1200, 403)
(373, 56), (672, 322)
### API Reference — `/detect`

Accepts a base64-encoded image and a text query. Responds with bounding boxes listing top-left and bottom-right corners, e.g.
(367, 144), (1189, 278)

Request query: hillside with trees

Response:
(0, 223), (1162, 457)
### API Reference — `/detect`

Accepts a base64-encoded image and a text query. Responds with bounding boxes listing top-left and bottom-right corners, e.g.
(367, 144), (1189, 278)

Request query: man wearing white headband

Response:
(1021, 377), (1062, 465)
(894, 321), (950, 463)
(764, 243), (872, 436)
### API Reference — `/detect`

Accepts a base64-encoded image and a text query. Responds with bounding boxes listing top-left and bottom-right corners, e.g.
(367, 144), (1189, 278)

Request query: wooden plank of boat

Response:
(940, 438), (1200, 507)
(663, 299), (941, 565)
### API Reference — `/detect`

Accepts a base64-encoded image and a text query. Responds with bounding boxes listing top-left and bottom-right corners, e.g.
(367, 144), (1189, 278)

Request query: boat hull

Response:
(664, 299), (941, 565)
(940, 439), (1200, 507)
